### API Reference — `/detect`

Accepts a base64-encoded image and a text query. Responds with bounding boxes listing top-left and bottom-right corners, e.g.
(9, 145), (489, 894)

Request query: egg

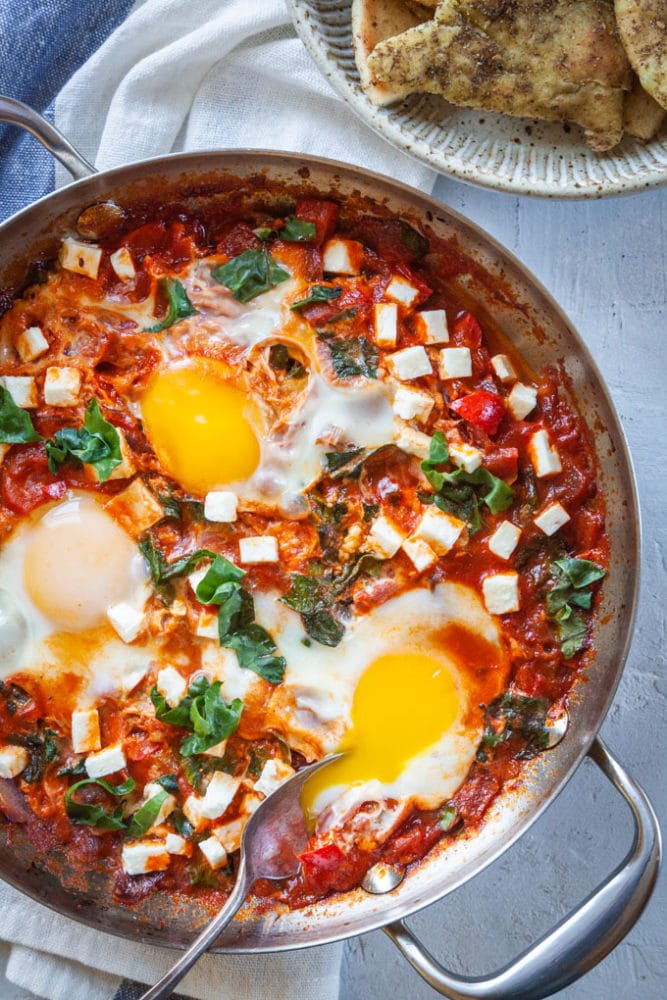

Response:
(257, 582), (509, 822)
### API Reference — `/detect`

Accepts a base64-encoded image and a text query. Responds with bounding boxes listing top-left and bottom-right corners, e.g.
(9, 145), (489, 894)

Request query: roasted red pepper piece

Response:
(451, 311), (482, 347)
(450, 390), (505, 436)
(295, 198), (340, 245)
(299, 842), (346, 891)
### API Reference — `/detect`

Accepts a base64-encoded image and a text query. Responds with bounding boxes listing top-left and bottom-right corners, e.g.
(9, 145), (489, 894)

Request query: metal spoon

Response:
(139, 754), (340, 1000)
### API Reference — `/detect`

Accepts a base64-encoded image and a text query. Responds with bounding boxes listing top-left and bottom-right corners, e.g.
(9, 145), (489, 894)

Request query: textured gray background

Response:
(341, 180), (666, 999)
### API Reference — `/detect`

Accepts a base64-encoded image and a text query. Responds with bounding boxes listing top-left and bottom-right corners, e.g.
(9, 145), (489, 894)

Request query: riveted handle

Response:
(384, 738), (661, 1000)
(0, 96), (95, 180)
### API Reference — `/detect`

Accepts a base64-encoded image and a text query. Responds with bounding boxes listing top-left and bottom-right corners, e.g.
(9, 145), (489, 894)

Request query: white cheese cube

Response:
(439, 347), (472, 379)
(121, 662), (149, 697)
(413, 506), (465, 555)
(202, 740), (227, 758)
(239, 535), (279, 564)
(415, 309), (448, 344)
(491, 354), (517, 384)
(387, 345), (432, 381)
(43, 366), (81, 407)
(71, 709), (101, 754)
(188, 564), (210, 597)
(488, 521), (521, 560)
(15, 326), (49, 363)
(109, 247), (136, 281)
(88, 426), (135, 483)
(107, 602), (145, 644)
(449, 441), (482, 474)
(156, 666), (187, 707)
(104, 479), (163, 537)
(204, 490), (238, 523)
(141, 781), (177, 826)
(199, 835), (228, 870)
(195, 610), (220, 640)
(322, 238), (363, 275)
(0, 375), (37, 409)
(395, 424), (432, 460)
(385, 275), (420, 308)
(373, 302), (398, 348)
(241, 792), (262, 816)
(254, 758), (295, 798)
(367, 514), (406, 558)
(200, 771), (240, 820)
(0, 745), (29, 779)
(528, 429), (562, 478)
(508, 382), (537, 421)
(213, 817), (245, 854)
(392, 385), (434, 423)
(60, 237), (103, 280)
(401, 537), (437, 573)
(483, 572), (520, 615)
(121, 840), (170, 876)
(534, 502), (571, 536)
(182, 794), (207, 832)
(165, 833), (188, 855)
(85, 744), (127, 779)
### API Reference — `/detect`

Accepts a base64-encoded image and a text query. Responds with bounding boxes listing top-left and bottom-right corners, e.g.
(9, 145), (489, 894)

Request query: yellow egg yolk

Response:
(303, 651), (461, 816)
(141, 360), (260, 495)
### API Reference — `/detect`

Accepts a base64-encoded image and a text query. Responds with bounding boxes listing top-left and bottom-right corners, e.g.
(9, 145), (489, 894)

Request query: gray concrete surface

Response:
(340, 181), (666, 1000)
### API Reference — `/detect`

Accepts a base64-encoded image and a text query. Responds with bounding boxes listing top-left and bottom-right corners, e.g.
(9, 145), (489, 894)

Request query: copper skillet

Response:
(0, 96), (660, 1000)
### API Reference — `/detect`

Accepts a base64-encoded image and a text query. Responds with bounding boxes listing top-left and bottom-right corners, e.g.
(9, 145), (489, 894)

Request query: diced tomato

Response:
(451, 311), (482, 347)
(123, 222), (167, 259)
(217, 221), (259, 258)
(299, 843), (346, 890)
(450, 390), (505, 436)
(295, 198), (339, 245)
(354, 217), (428, 265)
(1, 445), (67, 515)
(393, 262), (433, 305)
(483, 446), (519, 482)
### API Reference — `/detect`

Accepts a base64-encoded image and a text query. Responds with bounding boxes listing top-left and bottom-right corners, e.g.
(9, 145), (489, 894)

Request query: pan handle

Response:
(0, 96), (96, 180)
(384, 737), (661, 1000)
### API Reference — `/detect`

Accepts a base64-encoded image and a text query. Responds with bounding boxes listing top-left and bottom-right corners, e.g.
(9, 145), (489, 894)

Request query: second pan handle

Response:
(0, 96), (96, 180)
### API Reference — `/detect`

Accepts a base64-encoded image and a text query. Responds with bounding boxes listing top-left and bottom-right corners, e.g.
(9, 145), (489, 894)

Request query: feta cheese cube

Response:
(201, 740), (227, 758)
(156, 666), (187, 707)
(387, 345), (432, 381)
(385, 275), (420, 308)
(508, 382), (537, 421)
(15, 326), (49, 363)
(534, 502), (571, 536)
(528, 429), (562, 478)
(85, 744), (127, 779)
(439, 347), (472, 380)
(204, 490), (238, 523)
(212, 817), (245, 854)
(60, 237), (103, 280)
(88, 426), (135, 483)
(183, 794), (207, 832)
(71, 709), (101, 754)
(104, 479), (163, 537)
(322, 238), (363, 275)
(373, 302), (398, 348)
(449, 441), (482, 474)
(415, 309), (448, 344)
(121, 840), (170, 876)
(199, 836), (228, 870)
(254, 758), (295, 798)
(488, 521), (521, 560)
(141, 781), (177, 826)
(239, 535), (279, 564)
(0, 375), (37, 409)
(241, 792), (262, 816)
(482, 573), (520, 615)
(43, 366), (81, 407)
(367, 514), (406, 558)
(395, 424), (432, 459)
(195, 610), (220, 640)
(392, 385), (434, 423)
(107, 601), (145, 644)
(200, 771), (240, 820)
(0, 745), (29, 779)
(413, 506), (465, 555)
(109, 247), (136, 281)
(401, 536), (437, 572)
(490, 354), (517, 384)
(165, 833), (188, 855)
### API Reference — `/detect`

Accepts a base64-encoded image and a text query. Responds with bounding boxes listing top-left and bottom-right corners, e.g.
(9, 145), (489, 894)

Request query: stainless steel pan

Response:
(0, 97), (660, 1000)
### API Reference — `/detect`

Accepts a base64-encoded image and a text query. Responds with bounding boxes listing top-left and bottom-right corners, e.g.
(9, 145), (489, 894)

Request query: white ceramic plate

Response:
(289, 0), (667, 198)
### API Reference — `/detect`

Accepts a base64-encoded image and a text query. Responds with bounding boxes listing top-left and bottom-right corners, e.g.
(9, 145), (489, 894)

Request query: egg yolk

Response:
(304, 651), (461, 816)
(23, 495), (145, 632)
(141, 360), (260, 495)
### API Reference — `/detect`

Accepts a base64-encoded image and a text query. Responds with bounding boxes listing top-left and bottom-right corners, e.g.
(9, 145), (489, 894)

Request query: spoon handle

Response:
(139, 855), (252, 1000)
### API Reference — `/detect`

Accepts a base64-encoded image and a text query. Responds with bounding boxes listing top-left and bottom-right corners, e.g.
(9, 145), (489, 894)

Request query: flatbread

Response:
(367, 0), (631, 150)
(352, 0), (431, 106)
(623, 75), (666, 139)
(615, 1), (667, 111)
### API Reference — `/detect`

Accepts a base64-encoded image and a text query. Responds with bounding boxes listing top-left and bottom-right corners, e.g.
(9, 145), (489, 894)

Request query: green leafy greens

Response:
(326, 336), (378, 379)
(478, 693), (550, 761)
(64, 776), (136, 830)
(0, 386), (42, 444)
(212, 249), (289, 303)
(45, 399), (122, 482)
(7, 726), (59, 782)
(546, 558), (606, 659)
(146, 277), (198, 332)
(290, 285), (342, 311)
(127, 789), (169, 839)
(280, 216), (317, 242)
(151, 676), (242, 755)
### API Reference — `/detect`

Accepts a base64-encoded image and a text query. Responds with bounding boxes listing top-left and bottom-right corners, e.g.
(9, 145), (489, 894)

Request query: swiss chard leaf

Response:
(222, 625), (286, 684)
(290, 284), (342, 311)
(194, 555), (246, 603)
(281, 216), (317, 242)
(64, 776), (136, 830)
(327, 336), (378, 379)
(151, 677), (243, 755)
(420, 432), (449, 491)
(146, 277), (198, 332)
(280, 556), (378, 648)
(400, 221), (428, 258)
(212, 249), (289, 302)
(139, 538), (219, 602)
(0, 386), (42, 444)
(45, 399), (122, 481)
(302, 609), (345, 647)
(128, 789), (168, 839)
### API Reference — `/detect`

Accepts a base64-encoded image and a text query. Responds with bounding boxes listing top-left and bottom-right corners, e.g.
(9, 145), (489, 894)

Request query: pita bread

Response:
(352, 0), (431, 106)
(615, 1), (667, 111)
(623, 75), (666, 139)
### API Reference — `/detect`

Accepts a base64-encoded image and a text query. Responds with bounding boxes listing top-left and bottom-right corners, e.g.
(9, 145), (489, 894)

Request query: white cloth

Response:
(2, 2), (435, 996)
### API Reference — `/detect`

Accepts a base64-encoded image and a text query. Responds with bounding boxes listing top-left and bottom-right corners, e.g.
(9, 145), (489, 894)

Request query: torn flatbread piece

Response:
(623, 75), (666, 139)
(367, 0), (631, 150)
(615, 0), (667, 111)
(352, 0), (431, 105)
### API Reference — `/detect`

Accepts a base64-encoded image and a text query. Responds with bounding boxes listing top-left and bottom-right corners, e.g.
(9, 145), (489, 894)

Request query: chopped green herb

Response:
(247, 746), (270, 778)
(157, 491), (183, 520)
(281, 216), (317, 242)
(268, 344), (306, 379)
(554, 558), (606, 590)
(420, 432), (449, 491)
(400, 220), (428, 258)
(64, 776), (136, 830)
(212, 249), (289, 302)
(290, 284), (342, 311)
(322, 448), (364, 474)
(0, 681), (33, 715)
(151, 676), (242, 756)
(253, 226), (273, 241)
(172, 809), (194, 838)
(7, 726), (59, 782)
(146, 277), (198, 332)
(138, 539), (218, 604)
(326, 336), (378, 379)
(45, 399), (122, 482)
(156, 773), (179, 794)
(128, 789), (168, 839)
(439, 804), (458, 832)
(57, 758), (87, 778)
(478, 693), (550, 761)
(0, 386), (42, 444)
(546, 558), (606, 659)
